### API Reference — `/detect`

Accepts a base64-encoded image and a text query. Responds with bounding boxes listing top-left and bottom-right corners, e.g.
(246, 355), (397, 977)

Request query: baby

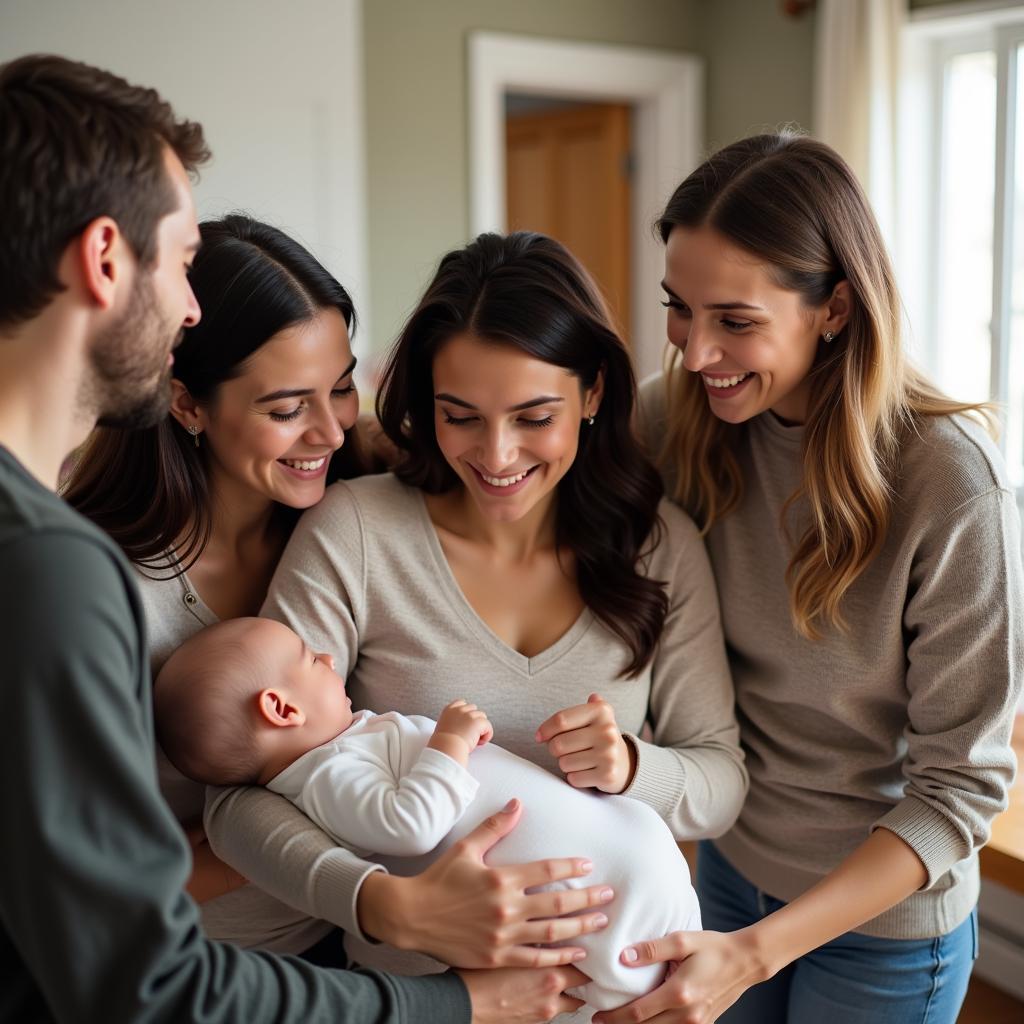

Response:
(154, 617), (701, 1013)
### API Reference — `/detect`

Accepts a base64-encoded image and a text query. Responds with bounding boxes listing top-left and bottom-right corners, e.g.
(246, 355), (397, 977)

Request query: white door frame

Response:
(467, 32), (703, 380)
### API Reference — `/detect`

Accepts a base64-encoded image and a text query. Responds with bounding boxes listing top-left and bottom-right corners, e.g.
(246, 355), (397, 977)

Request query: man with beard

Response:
(0, 55), (587, 1024)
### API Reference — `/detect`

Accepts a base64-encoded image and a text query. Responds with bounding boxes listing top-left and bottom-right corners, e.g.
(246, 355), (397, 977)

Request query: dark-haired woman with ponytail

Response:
(206, 231), (746, 1020)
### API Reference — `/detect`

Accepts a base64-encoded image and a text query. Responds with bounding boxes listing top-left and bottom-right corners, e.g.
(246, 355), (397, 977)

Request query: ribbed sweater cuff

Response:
(873, 797), (969, 890)
(389, 970), (472, 1023)
(622, 733), (687, 821)
(310, 854), (387, 942)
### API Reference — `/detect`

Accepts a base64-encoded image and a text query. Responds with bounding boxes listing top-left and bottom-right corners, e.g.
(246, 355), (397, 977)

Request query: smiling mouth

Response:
(702, 372), (752, 389)
(471, 464), (539, 491)
(279, 456), (328, 471)
(479, 467), (532, 487)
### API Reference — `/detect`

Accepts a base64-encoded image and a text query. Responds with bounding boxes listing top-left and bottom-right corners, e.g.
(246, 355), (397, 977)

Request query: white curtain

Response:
(813, 0), (905, 246)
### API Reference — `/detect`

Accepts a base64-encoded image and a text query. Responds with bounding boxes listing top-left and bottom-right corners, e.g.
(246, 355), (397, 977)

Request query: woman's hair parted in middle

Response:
(377, 231), (667, 677)
(655, 131), (992, 638)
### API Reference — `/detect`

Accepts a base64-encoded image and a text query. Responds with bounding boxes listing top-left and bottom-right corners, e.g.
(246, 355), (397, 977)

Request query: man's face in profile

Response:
(90, 147), (201, 429)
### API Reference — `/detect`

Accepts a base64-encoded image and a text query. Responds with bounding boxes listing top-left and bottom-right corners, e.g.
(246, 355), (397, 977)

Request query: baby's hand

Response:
(428, 699), (494, 766)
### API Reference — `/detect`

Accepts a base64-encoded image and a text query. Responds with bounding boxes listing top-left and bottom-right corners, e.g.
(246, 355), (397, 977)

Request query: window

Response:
(902, 9), (1024, 493)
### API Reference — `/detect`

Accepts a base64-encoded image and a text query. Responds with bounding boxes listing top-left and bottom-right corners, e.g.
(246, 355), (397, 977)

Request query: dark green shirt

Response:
(0, 447), (470, 1024)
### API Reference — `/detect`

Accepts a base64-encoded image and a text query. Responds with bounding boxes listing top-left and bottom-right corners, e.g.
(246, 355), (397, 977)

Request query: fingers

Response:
(547, 728), (596, 758)
(621, 932), (693, 967)
(565, 768), (605, 789)
(499, 944), (589, 969)
(457, 797), (523, 857)
(510, 909), (611, 947)
(552, 965), (591, 988)
(592, 985), (671, 1024)
(508, 854), (599, 891)
(522, 880), (615, 919)
(556, 749), (601, 774)
(535, 701), (599, 743)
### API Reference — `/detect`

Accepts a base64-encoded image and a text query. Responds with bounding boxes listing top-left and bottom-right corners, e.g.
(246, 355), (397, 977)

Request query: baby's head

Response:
(154, 617), (353, 786)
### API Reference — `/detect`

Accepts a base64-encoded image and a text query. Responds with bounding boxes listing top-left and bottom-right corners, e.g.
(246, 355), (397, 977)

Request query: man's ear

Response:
(256, 689), (306, 729)
(76, 216), (129, 312)
(169, 379), (205, 435)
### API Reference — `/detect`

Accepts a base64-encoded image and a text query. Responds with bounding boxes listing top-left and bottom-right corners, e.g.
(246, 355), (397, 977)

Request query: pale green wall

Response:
(362, 0), (701, 357)
(362, 0), (822, 359)
(698, 0), (816, 151)
(362, 0), (823, 358)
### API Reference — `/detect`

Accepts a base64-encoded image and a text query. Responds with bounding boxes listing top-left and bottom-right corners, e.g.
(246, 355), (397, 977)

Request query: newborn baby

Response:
(155, 617), (701, 1013)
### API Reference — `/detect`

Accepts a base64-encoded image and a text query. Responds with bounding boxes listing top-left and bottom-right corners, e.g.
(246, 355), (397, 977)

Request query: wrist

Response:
(357, 871), (416, 949)
(742, 921), (783, 982)
(428, 731), (472, 766)
(619, 734), (638, 793)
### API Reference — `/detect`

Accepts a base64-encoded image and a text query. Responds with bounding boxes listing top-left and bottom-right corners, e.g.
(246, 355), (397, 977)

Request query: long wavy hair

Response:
(63, 214), (367, 577)
(377, 231), (667, 677)
(656, 132), (994, 638)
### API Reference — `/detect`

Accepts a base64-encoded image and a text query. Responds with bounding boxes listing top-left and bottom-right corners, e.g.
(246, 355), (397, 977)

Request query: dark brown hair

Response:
(0, 53), (209, 329)
(63, 215), (367, 577)
(377, 231), (667, 677)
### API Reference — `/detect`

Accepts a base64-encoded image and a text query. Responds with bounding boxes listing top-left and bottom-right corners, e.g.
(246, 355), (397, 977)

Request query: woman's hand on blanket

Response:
(591, 929), (766, 1024)
(458, 964), (589, 1024)
(536, 693), (637, 794)
(357, 797), (615, 968)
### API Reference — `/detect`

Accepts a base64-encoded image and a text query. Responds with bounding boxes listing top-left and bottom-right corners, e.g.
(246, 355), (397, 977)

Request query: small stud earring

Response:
(822, 330), (835, 344)
(587, 414), (595, 426)
(187, 424), (201, 448)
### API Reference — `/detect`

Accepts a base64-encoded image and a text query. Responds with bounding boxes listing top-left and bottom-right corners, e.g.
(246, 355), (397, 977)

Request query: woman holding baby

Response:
(66, 213), (744, 1022)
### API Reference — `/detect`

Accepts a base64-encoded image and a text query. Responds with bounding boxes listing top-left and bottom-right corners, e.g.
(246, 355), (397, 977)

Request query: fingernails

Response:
(622, 946), (638, 963)
(534, 729), (544, 742)
(593, 913), (609, 928)
(572, 949), (587, 962)
(599, 887), (614, 903)
(503, 798), (520, 813)
(579, 859), (593, 874)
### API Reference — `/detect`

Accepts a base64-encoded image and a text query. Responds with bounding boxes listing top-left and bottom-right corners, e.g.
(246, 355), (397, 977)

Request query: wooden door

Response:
(506, 102), (632, 338)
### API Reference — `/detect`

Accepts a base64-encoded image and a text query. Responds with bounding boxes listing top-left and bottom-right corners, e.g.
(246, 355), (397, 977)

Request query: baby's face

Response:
(258, 619), (354, 741)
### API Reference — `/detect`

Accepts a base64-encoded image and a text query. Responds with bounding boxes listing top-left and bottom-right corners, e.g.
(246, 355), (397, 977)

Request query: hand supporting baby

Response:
(427, 699), (495, 766)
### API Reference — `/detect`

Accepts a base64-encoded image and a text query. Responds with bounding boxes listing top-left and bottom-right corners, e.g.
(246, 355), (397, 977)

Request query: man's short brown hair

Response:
(0, 54), (210, 329)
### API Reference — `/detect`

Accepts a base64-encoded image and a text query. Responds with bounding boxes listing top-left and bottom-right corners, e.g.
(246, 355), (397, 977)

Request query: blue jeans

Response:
(696, 840), (978, 1024)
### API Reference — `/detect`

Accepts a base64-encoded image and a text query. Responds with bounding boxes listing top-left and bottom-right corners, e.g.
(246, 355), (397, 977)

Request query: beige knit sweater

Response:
(638, 373), (1023, 938)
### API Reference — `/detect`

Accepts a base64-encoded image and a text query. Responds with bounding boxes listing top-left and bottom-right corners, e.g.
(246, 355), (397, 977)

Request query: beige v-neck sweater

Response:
(204, 473), (746, 964)
(637, 373), (1023, 939)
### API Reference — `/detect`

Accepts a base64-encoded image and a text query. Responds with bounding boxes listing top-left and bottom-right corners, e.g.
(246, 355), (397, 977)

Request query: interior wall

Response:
(362, 0), (701, 360)
(0, 0), (369, 351)
(697, 0), (817, 152)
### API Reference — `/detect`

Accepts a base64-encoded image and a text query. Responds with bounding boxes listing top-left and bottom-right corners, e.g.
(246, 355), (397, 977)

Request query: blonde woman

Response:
(594, 134), (1023, 1024)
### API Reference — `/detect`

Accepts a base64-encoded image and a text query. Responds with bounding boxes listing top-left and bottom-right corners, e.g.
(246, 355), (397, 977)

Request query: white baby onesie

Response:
(269, 709), (701, 1013)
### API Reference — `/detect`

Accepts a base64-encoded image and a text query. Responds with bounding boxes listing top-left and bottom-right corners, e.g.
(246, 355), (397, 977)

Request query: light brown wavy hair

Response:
(656, 132), (994, 638)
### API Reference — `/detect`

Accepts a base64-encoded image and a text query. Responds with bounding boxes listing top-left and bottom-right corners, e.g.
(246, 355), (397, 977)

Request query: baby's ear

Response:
(256, 689), (306, 728)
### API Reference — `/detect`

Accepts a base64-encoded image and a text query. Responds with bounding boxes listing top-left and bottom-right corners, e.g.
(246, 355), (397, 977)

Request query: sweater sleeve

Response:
(0, 530), (471, 1024)
(206, 483), (388, 939)
(873, 486), (1023, 888)
(287, 734), (479, 858)
(203, 782), (387, 941)
(622, 504), (748, 839)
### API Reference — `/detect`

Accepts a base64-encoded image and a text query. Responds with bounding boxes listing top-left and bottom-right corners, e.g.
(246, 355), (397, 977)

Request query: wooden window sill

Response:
(980, 716), (1024, 894)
